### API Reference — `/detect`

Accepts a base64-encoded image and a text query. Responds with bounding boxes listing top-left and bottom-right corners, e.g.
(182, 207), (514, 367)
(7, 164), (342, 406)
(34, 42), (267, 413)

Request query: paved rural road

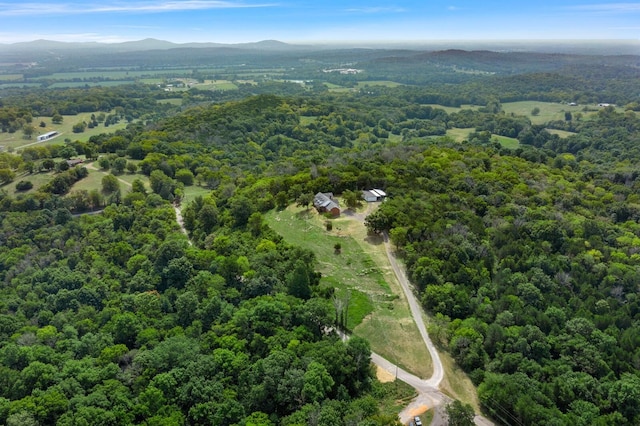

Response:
(381, 231), (444, 389)
(379, 231), (493, 425)
(343, 206), (493, 426)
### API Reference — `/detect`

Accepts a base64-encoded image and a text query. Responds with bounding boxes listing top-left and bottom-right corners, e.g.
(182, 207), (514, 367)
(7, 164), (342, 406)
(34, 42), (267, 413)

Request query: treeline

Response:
(0, 84), (178, 120)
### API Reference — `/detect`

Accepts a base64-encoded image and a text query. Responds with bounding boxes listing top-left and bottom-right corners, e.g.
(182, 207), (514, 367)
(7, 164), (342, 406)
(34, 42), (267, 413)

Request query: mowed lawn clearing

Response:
(501, 101), (582, 125)
(265, 204), (433, 379)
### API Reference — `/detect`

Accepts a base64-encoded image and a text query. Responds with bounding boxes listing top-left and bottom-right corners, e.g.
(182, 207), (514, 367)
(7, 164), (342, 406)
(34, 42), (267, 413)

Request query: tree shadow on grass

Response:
(365, 233), (384, 246)
(295, 208), (314, 219)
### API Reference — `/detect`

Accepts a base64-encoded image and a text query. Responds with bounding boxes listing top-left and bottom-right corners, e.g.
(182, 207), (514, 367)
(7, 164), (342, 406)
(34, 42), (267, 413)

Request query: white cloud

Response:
(569, 3), (640, 13)
(0, 1), (276, 16)
(447, 6), (461, 11)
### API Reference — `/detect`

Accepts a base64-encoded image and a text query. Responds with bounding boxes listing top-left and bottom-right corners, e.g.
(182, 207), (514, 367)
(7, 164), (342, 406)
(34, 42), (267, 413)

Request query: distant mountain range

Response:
(0, 38), (311, 54)
(2, 38), (640, 55)
(0, 38), (638, 71)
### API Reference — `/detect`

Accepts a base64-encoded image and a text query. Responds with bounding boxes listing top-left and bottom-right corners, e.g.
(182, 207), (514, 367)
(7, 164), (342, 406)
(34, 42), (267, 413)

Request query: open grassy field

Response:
(501, 101), (584, 125)
(445, 127), (519, 148)
(445, 127), (473, 142)
(48, 81), (134, 88)
(69, 168), (107, 193)
(492, 134), (520, 149)
(0, 83), (41, 89)
(423, 104), (480, 114)
(0, 113), (129, 151)
(198, 80), (238, 90)
(158, 98), (183, 105)
(546, 128), (577, 138)
(34, 69), (194, 81)
(0, 74), (22, 81)
(356, 81), (404, 88)
(0, 170), (54, 194)
(265, 204), (433, 378)
(182, 185), (211, 205)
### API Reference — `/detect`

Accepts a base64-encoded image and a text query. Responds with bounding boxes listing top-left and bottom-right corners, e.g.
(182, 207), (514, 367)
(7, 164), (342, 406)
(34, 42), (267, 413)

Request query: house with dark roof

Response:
(314, 192), (340, 216)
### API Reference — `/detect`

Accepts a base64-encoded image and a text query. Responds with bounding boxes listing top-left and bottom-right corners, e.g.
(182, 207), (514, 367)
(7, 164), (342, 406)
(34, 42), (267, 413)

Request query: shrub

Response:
(15, 180), (33, 191)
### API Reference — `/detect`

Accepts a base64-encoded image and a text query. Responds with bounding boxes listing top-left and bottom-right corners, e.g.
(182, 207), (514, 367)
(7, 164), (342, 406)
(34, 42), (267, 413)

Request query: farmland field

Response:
(0, 170), (55, 194)
(198, 80), (238, 90)
(446, 127), (474, 142)
(423, 104), (480, 114)
(501, 101), (584, 124)
(48, 81), (134, 88)
(0, 74), (22, 81)
(33, 69), (195, 81)
(356, 81), (404, 88)
(546, 128), (577, 138)
(158, 98), (183, 105)
(492, 134), (520, 149)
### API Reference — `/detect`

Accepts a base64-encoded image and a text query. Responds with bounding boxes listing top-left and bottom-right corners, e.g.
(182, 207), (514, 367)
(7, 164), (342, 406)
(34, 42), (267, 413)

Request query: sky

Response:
(0, 0), (639, 44)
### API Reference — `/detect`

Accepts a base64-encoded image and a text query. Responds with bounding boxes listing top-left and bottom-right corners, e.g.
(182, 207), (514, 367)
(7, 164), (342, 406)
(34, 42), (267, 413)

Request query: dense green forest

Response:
(0, 45), (640, 425)
(0, 194), (402, 425)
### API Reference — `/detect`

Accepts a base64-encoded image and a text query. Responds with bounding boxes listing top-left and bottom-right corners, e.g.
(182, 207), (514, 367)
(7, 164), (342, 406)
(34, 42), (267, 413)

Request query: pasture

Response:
(501, 101), (581, 124)
(423, 104), (480, 114)
(198, 80), (238, 90)
(0, 112), (129, 151)
(546, 128), (577, 138)
(0, 74), (22, 81)
(33, 68), (195, 81)
(492, 134), (520, 149)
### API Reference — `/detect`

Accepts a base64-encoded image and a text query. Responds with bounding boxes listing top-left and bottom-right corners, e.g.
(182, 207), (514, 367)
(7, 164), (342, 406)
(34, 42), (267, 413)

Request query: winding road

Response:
(345, 205), (492, 426)
(172, 201), (491, 425)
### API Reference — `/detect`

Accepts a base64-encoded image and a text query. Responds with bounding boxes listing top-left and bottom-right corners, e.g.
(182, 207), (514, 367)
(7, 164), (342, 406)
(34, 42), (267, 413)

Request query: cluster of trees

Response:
(0, 85), (178, 122)
(362, 144), (640, 424)
(0, 106), (34, 134)
(0, 187), (403, 425)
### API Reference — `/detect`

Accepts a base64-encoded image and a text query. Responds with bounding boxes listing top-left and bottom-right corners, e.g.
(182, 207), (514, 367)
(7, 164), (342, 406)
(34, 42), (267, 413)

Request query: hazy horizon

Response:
(1, 1), (639, 45)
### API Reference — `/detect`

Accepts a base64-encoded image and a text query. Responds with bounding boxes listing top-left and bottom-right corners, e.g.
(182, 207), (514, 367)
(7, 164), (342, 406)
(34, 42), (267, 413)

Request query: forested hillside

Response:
(0, 45), (640, 425)
(0, 194), (399, 425)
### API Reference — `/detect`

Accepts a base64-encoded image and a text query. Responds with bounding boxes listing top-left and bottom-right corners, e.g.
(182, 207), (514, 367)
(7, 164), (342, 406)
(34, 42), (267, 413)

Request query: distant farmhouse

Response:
(66, 159), (84, 167)
(37, 131), (59, 142)
(362, 189), (387, 202)
(314, 192), (340, 216)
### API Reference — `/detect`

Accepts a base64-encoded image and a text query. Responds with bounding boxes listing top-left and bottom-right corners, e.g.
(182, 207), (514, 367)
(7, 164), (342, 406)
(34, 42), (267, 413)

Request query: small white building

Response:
(362, 189), (387, 202)
(37, 131), (58, 142)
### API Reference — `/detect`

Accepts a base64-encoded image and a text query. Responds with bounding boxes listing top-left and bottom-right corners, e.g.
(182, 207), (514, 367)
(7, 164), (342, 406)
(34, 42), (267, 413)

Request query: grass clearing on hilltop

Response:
(265, 204), (433, 378)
